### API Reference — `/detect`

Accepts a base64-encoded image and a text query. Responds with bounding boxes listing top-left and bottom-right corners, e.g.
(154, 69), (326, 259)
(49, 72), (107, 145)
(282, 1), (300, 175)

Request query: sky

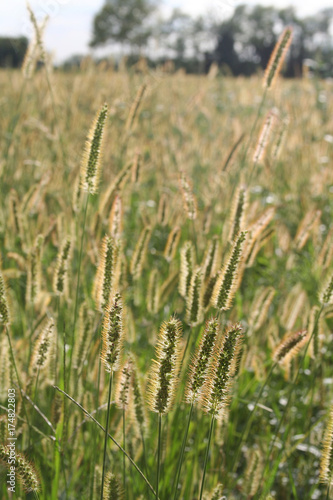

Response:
(0, 0), (332, 62)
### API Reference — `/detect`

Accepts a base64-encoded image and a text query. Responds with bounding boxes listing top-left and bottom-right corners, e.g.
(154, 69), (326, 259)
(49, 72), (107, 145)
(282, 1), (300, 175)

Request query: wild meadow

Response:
(1, 15), (333, 500)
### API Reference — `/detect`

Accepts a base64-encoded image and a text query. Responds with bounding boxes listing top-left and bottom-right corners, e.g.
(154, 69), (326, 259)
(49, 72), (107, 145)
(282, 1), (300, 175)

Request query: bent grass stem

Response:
(53, 385), (157, 497)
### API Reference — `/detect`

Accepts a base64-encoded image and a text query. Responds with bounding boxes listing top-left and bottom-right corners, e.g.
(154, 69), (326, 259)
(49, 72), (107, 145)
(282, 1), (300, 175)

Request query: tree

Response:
(211, 4), (333, 77)
(90, 0), (156, 53)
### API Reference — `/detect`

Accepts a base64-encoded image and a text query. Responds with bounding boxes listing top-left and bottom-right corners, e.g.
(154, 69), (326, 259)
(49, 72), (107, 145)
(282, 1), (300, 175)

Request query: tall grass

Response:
(0, 17), (333, 499)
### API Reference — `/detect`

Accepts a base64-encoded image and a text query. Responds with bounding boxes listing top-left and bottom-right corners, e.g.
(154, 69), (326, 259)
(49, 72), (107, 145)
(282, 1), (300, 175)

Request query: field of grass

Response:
(0, 56), (333, 500)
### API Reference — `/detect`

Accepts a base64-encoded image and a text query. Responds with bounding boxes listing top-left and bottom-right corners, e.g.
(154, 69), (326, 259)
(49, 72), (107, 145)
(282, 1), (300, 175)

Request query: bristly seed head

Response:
(179, 241), (195, 299)
(130, 226), (151, 280)
(53, 236), (71, 297)
(178, 170), (197, 220)
(104, 471), (123, 499)
(263, 27), (293, 89)
(273, 329), (308, 364)
(148, 317), (182, 415)
(31, 318), (54, 373)
(202, 323), (243, 420)
(0, 266), (10, 325)
(319, 273), (333, 306)
(185, 318), (219, 403)
(81, 103), (108, 195)
(115, 356), (134, 410)
(164, 226), (181, 262)
(212, 231), (247, 311)
(94, 236), (121, 312)
(101, 292), (124, 373)
(186, 266), (203, 326)
(228, 185), (247, 243)
(0, 445), (40, 492)
(320, 405), (333, 487)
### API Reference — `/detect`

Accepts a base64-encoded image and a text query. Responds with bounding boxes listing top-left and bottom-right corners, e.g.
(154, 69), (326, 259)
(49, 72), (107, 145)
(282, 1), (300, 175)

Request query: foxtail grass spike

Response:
(164, 226), (181, 262)
(202, 237), (219, 281)
(148, 317), (182, 415)
(185, 318), (220, 403)
(125, 83), (147, 132)
(186, 266), (203, 326)
(130, 226), (151, 280)
(147, 269), (160, 314)
(210, 483), (224, 500)
(319, 273), (333, 305)
(245, 449), (263, 497)
(116, 357), (134, 410)
(179, 170), (197, 220)
(202, 323), (243, 421)
(273, 115), (289, 160)
(109, 195), (123, 240)
(249, 287), (275, 332)
(131, 152), (141, 183)
(53, 236), (71, 297)
(81, 103), (108, 195)
(179, 241), (195, 299)
(320, 405), (333, 488)
(263, 27), (293, 89)
(30, 318), (54, 373)
(272, 329), (308, 364)
(228, 185), (247, 243)
(253, 109), (278, 164)
(0, 445), (40, 492)
(104, 472), (123, 499)
(212, 231), (247, 311)
(101, 292), (124, 373)
(157, 193), (169, 226)
(0, 266), (10, 325)
(132, 359), (147, 431)
(73, 303), (94, 371)
(94, 236), (120, 312)
(203, 275), (218, 310)
(26, 234), (44, 306)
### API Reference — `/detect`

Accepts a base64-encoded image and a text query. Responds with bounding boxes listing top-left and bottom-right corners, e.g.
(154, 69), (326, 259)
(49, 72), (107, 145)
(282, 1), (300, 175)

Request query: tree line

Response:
(1, 1), (332, 77)
(89, 1), (333, 77)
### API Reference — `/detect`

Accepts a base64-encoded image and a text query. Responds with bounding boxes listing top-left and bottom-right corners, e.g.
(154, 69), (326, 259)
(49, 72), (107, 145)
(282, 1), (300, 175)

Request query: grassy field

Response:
(0, 59), (333, 500)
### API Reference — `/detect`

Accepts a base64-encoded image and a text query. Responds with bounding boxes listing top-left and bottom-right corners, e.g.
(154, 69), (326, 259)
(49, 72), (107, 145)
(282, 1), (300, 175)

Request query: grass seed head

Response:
(273, 329), (308, 364)
(0, 267), (10, 325)
(202, 323), (243, 420)
(186, 266), (203, 326)
(116, 356), (134, 410)
(0, 445), (40, 492)
(148, 317), (182, 415)
(228, 185), (248, 243)
(212, 231), (247, 311)
(202, 237), (219, 281)
(53, 236), (72, 296)
(186, 318), (220, 403)
(264, 27), (293, 89)
(109, 195), (123, 240)
(130, 226), (151, 280)
(178, 170), (197, 220)
(94, 236), (121, 312)
(31, 318), (54, 373)
(104, 471), (123, 499)
(81, 103), (108, 195)
(101, 292), (124, 373)
(210, 483), (224, 500)
(320, 406), (333, 487)
(164, 226), (181, 262)
(179, 241), (195, 299)
(320, 272), (333, 306)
